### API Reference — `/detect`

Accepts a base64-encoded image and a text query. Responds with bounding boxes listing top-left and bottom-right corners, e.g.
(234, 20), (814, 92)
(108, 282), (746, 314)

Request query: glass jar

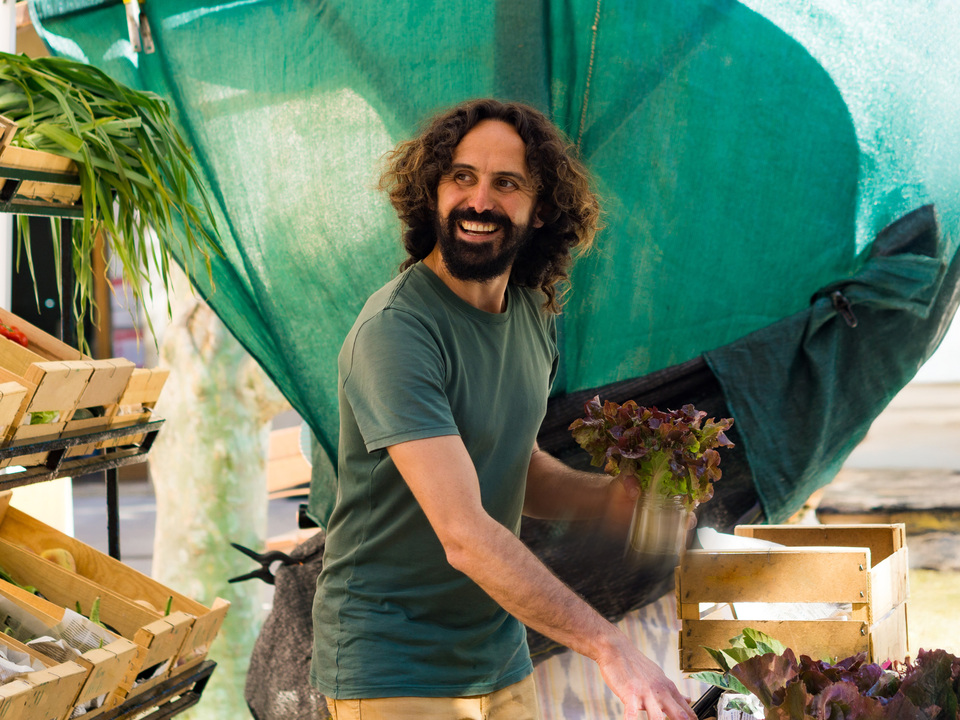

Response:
(626, 493), (693, 560)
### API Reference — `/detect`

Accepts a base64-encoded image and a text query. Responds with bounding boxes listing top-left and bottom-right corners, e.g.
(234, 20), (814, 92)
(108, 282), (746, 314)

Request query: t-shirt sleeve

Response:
(340, 308), (459, 452)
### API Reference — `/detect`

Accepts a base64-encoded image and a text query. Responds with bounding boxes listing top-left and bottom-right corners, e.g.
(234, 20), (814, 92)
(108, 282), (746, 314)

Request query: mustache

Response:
(448, 207), (511, 226)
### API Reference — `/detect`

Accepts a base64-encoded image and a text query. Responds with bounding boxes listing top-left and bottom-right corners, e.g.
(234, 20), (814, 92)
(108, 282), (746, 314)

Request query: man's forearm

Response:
(523, 445), (632, 520)
(444, 508), (621, 661)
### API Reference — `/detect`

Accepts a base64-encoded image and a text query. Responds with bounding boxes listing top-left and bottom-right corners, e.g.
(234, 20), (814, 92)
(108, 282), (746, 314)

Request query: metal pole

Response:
(106, 467), (121, 560)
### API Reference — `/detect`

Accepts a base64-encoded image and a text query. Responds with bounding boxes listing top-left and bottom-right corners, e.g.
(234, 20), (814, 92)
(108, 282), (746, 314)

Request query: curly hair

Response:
(379, 98), (600, 313)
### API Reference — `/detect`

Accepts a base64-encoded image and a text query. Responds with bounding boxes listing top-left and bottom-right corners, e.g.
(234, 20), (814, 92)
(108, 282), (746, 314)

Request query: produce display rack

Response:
(0, 132), (217, 720)
(95, 660), (216, 720)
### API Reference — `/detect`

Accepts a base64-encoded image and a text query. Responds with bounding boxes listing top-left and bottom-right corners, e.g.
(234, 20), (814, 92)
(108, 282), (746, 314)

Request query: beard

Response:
(433, 207), (535, 283)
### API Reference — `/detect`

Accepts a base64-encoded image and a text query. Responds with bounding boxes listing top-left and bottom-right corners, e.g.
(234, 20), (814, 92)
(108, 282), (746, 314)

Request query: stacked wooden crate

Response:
(0, 491), (229, 717)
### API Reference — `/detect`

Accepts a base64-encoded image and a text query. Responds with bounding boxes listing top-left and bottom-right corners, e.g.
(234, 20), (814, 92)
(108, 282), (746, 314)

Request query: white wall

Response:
(914, 312), (960, 383)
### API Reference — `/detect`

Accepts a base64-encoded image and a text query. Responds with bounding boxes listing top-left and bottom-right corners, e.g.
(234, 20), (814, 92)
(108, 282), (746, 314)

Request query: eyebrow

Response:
(450, 162), (530, 184)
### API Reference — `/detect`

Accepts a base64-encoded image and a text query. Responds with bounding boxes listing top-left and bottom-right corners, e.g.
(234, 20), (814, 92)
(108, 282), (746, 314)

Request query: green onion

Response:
(0, 52), (221, 349)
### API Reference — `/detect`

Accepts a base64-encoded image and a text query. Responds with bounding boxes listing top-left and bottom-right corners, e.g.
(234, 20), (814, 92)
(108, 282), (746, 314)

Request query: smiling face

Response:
(433, 119), (544, 283)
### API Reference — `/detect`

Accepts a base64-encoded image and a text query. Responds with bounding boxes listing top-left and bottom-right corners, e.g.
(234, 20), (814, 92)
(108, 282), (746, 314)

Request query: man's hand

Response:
(596, 631), (696, 720)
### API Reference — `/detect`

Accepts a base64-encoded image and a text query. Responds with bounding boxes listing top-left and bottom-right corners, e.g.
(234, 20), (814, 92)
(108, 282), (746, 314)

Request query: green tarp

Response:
(29, 0), (960, 523)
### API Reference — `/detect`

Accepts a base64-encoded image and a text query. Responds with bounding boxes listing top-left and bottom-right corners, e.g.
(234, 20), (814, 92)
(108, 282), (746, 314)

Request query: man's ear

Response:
(533, 203), (546, 229)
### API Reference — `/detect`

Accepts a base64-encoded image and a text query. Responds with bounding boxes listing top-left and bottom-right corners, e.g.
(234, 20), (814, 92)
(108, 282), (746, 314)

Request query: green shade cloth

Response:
(28, 0), (960, 524)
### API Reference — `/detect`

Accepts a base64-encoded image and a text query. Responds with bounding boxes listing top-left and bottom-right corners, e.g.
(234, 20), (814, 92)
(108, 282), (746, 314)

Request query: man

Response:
(311, 98), (695, 720)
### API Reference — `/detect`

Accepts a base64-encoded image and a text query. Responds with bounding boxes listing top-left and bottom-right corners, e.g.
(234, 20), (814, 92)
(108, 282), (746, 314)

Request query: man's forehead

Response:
(452, 119), (531, 174)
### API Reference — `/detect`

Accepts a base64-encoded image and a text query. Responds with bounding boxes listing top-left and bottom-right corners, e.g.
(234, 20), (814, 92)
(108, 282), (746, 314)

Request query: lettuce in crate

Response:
(693, 629), (960, 720)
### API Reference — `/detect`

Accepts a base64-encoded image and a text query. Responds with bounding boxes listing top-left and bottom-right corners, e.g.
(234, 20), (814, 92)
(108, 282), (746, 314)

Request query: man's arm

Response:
(522, 441), (637, 523)
(388, 435), (695, 720)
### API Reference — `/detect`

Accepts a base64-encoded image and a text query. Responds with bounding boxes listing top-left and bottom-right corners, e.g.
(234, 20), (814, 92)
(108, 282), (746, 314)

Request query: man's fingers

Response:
(619, 474), (640, 499)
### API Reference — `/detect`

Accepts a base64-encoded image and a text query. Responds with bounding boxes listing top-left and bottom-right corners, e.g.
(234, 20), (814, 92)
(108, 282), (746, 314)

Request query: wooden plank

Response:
(3, 421), (65, 466)
(0, 369), (35, 441)
(869, 550), (910, 621)
(0, 337), (39, 378)
(76, 359), (135, 410)
(173, 598), (230, 672)
(0, 382), (27, 432)
(870, 604), (909, 665)
(680, 618), (869, 672)
(0, 577), (171, 714)
(0, 506), (207, 616)
(736, 524), (904, 563)
(72, 639), (140, 708)
(23, 361), (90, 413)
(0, 633), (87, 720)
(0, 663), (87, 720)
(129, 613), (195, 679)
(678, 548), (870, 605)
(0, 307), (83, 365)
(267, 427), (311, 496)
(116, 368), (168, 407)
(0, 145), (78, 174)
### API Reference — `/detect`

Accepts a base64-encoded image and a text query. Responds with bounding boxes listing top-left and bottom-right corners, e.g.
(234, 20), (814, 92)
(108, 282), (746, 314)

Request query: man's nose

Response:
(466, 181), (496, 213)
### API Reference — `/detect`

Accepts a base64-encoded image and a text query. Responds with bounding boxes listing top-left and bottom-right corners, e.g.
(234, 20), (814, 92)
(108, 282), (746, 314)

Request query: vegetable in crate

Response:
(0, 323), (27, 348)
(695, 629), (960, 720)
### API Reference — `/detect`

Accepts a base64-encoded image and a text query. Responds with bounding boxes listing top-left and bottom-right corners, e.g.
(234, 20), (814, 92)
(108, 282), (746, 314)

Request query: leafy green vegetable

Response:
(0, 52), (222, 349)
(569, 396), (734, 510)
(693, 629), (788, 702)
(29, 410), (59, 425)
(694, 629), (960, 720)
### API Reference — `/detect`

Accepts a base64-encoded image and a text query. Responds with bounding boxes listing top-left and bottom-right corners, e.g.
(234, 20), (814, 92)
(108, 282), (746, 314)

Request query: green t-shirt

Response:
(311, 262), (559, 699)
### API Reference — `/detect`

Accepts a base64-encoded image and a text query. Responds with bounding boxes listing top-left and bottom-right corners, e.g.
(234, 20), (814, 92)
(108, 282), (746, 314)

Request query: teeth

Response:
(460, 221), (498, 233)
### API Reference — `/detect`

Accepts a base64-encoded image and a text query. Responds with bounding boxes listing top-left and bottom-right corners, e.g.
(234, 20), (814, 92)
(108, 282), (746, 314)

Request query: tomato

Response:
(0, 322), (28, 348)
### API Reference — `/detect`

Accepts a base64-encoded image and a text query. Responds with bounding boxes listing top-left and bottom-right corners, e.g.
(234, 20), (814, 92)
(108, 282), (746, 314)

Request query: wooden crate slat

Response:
(0, 540), (191, 680)
(678, 548), (871, 605)
(679, 618), (869, 672)
(736, 524), (904, 564)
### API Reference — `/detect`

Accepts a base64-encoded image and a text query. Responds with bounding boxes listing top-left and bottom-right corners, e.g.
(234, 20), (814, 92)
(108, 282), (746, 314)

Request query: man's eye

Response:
(497, 178), (518, 190)
(454, 172), (473, 183)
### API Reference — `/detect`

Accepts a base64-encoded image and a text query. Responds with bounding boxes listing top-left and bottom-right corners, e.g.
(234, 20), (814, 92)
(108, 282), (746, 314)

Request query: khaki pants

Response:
(324, 675), (541, 720)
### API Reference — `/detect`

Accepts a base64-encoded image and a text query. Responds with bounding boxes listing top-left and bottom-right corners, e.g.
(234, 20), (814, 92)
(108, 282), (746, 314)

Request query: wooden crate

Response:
(0, 632), (87, 720)
(0, 381), (27, 440)
(98, 367), (169, 450)
(0, 528), (196, 708)
(676, 524), (909, 672)
(0, 495), (227, 684)
(0, 307), (135, 461)
(0, 581), (138, 718)
(0, 139), (82, 211)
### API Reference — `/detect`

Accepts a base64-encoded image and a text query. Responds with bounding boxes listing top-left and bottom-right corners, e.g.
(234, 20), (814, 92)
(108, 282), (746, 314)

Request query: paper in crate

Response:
(0, 580), (137, 717)
(676, 524), (909, 672)
(0, 631), (87, 720)
(0, 495), (227, 678)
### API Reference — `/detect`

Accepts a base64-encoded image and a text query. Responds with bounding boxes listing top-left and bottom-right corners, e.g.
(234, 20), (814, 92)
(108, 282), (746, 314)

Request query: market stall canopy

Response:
(28, 0), (960, 525)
